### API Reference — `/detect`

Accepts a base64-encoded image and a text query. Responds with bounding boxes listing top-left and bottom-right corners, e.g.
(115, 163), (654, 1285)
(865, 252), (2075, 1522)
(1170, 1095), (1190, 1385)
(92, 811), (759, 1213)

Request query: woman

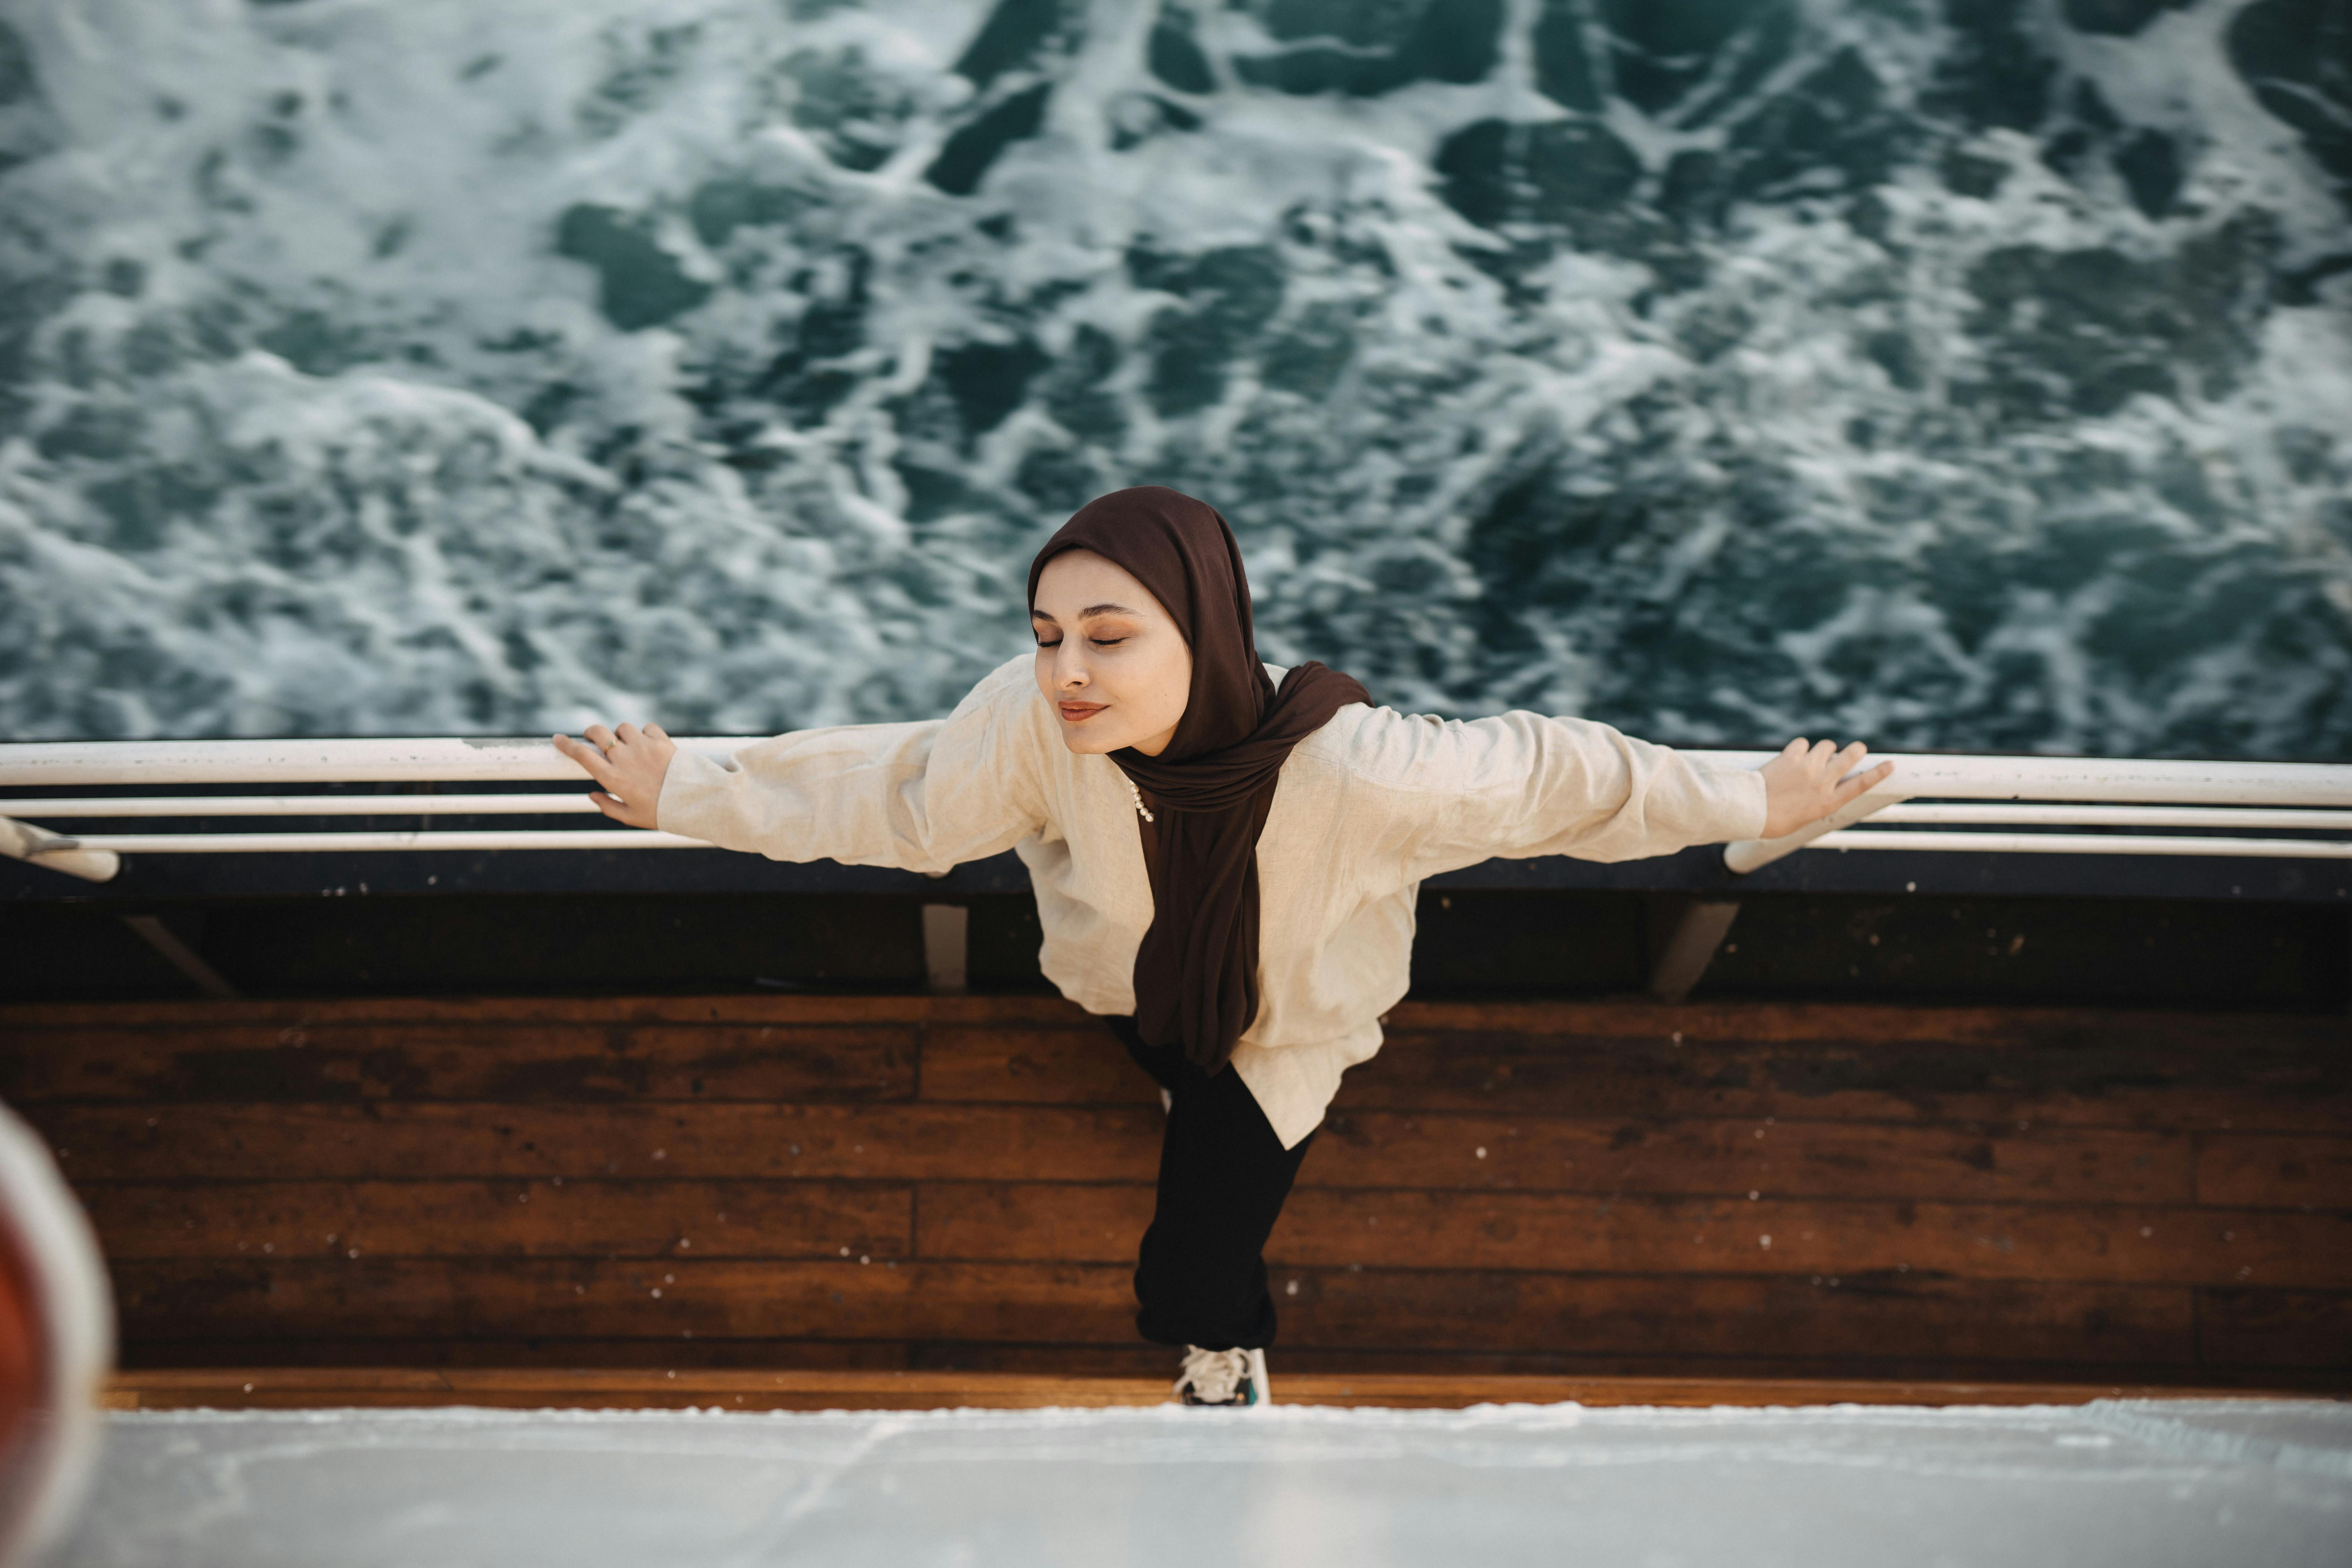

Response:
(552, 486), (1891, 1407)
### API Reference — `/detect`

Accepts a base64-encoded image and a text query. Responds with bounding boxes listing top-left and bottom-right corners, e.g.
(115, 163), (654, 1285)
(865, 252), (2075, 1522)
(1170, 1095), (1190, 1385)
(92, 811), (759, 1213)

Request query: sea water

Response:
(0, 0), (2347, 757)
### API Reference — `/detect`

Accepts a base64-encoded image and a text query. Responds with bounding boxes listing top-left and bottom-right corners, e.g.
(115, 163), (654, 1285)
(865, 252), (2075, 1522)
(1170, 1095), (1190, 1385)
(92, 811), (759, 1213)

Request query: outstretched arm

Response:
(549, 658), (1049, 876)
(1342, 707), (1888, 883)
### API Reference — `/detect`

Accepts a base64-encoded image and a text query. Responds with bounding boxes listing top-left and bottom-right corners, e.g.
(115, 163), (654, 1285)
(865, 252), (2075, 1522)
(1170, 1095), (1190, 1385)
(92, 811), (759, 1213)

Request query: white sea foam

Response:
(0, 0), (2344, 755)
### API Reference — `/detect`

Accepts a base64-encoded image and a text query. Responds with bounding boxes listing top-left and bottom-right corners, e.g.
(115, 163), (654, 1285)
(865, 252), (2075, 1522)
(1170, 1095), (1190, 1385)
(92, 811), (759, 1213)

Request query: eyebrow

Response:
(1030, 603), (1142, 623)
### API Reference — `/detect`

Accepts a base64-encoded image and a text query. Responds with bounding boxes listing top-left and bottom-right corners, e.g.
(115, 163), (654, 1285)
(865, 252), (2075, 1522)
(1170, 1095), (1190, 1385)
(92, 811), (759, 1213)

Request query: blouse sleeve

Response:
(650, 654), (1049, 877)
(1340, 706), (1770, 884)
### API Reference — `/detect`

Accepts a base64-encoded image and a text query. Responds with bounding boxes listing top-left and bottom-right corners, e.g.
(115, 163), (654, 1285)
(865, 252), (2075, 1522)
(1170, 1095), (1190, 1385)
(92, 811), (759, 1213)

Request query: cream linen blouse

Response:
(654, 652), (1769, 1148)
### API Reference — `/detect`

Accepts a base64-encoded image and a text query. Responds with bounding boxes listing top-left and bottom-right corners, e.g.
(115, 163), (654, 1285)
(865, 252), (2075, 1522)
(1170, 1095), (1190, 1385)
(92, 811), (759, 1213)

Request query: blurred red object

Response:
(0, 1101), (111, 1565)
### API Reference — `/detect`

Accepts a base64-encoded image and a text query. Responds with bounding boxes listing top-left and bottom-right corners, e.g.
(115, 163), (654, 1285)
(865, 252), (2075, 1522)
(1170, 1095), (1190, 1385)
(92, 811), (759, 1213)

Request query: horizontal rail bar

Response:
(12, 797), (2348, 830)
(1, 794), (602, 818)
(0, 737), (762, 787)
(1813, 831), (2352, 859)
(22, 829), (717, 853)
(22, 824), (2346, 860)
(1678, 752), (2352, 807)
(4, 740), (2349, 804)
(1867, 804), (2352, 829)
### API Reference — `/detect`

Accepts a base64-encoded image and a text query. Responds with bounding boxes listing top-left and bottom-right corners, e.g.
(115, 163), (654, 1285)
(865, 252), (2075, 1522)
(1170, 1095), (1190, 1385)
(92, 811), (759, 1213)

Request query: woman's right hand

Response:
(1757, 738), (1894, 838)
(551, 723), (676, 830)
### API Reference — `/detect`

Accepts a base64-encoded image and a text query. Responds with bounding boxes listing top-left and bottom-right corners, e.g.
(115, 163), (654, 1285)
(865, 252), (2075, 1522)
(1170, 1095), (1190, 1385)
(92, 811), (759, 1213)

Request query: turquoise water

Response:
(1, 0), (2347, 757)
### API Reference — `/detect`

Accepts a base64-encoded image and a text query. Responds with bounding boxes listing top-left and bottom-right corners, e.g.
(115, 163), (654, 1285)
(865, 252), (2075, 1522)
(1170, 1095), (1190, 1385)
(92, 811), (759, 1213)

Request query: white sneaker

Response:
(1174, 1344), (1270, 1407)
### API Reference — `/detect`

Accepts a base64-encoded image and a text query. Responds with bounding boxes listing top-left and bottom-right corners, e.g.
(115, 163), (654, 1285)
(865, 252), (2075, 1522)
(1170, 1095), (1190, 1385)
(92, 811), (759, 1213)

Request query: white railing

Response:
(0, 736), (755, 882)
(1676, 751), (2352, 873)
(1, 739), (2348, 884)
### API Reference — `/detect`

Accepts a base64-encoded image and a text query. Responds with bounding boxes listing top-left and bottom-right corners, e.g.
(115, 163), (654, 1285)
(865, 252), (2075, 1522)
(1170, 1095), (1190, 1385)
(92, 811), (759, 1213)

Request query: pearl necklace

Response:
(1125, 776), (1156, 823)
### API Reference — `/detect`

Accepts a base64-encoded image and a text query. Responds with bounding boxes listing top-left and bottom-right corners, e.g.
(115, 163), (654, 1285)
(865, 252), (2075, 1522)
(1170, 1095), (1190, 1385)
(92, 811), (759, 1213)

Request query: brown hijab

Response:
(1027, 486), (1371, 1074)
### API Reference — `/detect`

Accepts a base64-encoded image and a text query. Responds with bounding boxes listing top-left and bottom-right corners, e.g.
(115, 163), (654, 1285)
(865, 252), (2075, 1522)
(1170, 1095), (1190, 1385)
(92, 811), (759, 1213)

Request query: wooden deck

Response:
(101, 1368), (2340, 1413)
(3, 991), (2345, 1389)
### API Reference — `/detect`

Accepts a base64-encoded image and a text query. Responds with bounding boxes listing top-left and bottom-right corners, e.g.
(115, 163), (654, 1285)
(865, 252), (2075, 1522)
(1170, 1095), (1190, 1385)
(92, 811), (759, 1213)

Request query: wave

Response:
(0, 0), (2346, 757)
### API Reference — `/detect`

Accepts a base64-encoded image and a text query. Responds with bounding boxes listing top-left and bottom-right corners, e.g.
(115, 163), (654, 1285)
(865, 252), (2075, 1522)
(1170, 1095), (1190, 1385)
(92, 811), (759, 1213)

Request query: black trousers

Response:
(1100, 1014), (1318, 1352)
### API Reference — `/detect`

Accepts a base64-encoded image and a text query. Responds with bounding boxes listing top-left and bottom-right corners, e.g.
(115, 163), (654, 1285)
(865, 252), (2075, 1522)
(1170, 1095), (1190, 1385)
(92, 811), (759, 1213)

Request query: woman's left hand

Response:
(551, 723), (676, 830)
(1757, 738), (1895, 838)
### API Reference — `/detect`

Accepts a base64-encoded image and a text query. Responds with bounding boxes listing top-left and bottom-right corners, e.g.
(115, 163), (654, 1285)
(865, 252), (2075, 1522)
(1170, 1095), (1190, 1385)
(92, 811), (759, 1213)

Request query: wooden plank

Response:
(1346, 1024), (2350, 1133)
(103, 1367), (2325, 1414)
(1272, 1268), (2195, 1365)
(98, 1340), (2339, 1389)
(0, 1023), (917, 1103)
(2197, 1289), (2352, 1369)
(0, 994), (1092, 1029)
(6, 992), (2335, 1051)
(1269, 1193), (2348, 1290)
(105, 1258), (2195, 1364)
(107, 1368), (1166, 1413)
(1386, 1000), (2348, 1050)
(2197, 1134), (2352, 1210)
(27, 1102), (1163, 1183)
(912, 1341), (2350, 1389)
(919, 1026), (1151, 1105)
(1302, 1114), (2194, 1204)
(116, 1337), (917, 1372)
(915, 1183), (2352, 1289)
(915, 1183), (1155, 1264)
(918, 1011), (2350, 1132)
(110, 1258), (1135, 1345)
(78, 1181), (912, 1261)
(25, 1102), (2194, 1204)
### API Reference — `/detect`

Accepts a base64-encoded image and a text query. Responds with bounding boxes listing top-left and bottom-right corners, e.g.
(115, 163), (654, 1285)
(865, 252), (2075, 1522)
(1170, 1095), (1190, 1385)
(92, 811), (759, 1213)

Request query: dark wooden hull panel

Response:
(3, 993), (2344, 1390)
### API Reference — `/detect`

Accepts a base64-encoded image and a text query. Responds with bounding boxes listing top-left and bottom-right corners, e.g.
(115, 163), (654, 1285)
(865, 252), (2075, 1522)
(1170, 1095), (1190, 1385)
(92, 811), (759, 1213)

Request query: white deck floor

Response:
(39, 1397), (2352, 1567)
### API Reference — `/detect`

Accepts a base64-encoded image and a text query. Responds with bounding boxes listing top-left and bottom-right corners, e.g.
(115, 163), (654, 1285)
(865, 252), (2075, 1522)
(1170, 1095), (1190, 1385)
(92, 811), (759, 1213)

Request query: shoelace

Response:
(1175, 1345), (1252, 1405)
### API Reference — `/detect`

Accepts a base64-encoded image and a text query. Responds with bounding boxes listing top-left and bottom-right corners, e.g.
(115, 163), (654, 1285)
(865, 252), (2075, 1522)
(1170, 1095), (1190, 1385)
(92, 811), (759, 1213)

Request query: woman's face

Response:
(1031, 549), (1192, 757)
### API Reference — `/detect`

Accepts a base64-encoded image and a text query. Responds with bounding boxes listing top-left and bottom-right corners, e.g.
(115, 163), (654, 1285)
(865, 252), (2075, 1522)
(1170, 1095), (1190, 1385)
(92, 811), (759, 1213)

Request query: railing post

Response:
(118, 915), (240, 999)
(1648, 898), (1741, 1004)
(922, 904), (969, 994)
